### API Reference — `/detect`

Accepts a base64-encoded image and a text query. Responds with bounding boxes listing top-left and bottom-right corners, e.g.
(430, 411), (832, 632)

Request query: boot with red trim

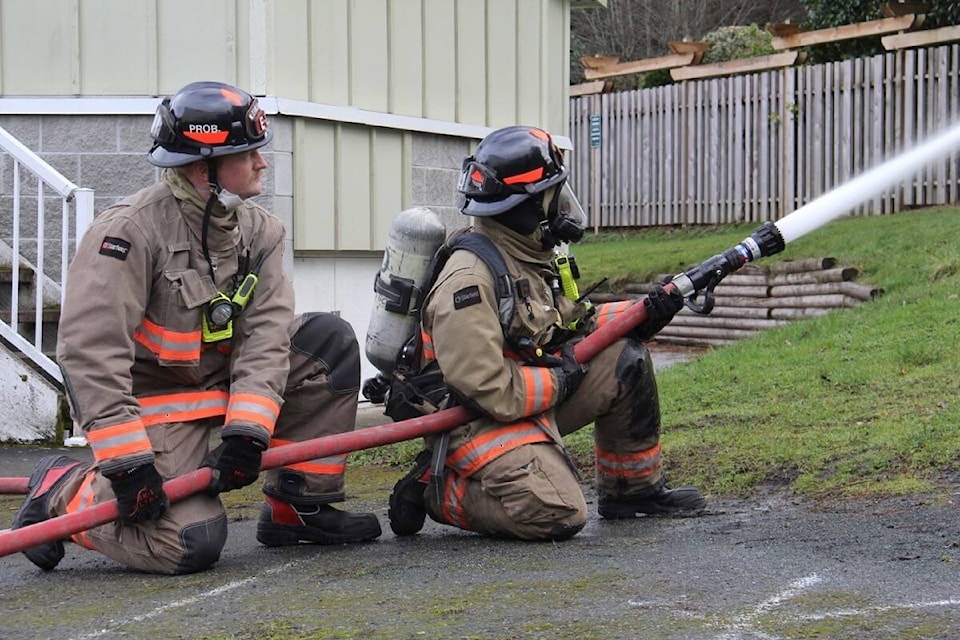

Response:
(12, 455), (83, 570)
(256, 496), (381, 547)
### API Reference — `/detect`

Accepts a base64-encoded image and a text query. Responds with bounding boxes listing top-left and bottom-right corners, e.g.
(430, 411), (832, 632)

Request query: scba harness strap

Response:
(384, 231), (516, 423)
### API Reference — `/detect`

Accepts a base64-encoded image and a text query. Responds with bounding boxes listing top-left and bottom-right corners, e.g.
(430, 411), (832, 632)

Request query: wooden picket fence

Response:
(569, 43), (960, 230)
(590, 258), (881, 347)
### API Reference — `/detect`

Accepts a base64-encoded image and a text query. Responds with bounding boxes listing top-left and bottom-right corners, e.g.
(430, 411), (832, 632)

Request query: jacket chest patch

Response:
(99, 236), (131, 260)
(453, 285), (481, 309)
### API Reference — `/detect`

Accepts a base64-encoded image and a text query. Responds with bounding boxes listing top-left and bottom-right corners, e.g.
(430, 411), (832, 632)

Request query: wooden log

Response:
(627, 282), (772, 298)
(712, 284), (771, 298)
(656, 325), (759, 341)
(712, 273), (770, 287)
(668, 315), (790, 331)
(769, 282), (850, 297)
(678, 306), (771, 320)
(707, 294), (858, 308)
(589, 292), (642, 303)
(839, 281), (883, 301)
(767, 258), (837, 273)
(653, 336), (736, 348)
(769, 307), (835, 319)
(768, 267), (859, 285)
(780, 294), (864, 308)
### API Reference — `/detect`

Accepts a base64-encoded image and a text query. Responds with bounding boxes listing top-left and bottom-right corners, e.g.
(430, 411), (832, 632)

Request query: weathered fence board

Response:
(570, 43), (960, 229)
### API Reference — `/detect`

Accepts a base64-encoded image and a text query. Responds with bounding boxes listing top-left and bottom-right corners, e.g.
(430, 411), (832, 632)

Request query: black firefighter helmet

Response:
(458, 125), (569, 216)
(148, 81), (272, 168)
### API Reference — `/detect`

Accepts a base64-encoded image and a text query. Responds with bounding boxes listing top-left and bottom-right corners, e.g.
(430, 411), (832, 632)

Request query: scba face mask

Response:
(542, 183), (587, 246)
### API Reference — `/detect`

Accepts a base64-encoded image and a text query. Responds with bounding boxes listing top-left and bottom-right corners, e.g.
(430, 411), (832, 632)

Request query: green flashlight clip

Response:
(553, 253), (581, 301)
(201, 251), (265, 343)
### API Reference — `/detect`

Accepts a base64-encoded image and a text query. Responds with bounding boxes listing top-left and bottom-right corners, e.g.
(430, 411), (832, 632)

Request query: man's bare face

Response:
(216, 149), (267, 199)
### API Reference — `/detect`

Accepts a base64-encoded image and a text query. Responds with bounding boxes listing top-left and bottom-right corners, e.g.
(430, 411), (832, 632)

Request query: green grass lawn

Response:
(565, 205), (960, 499)
(357, 205), (960, 501)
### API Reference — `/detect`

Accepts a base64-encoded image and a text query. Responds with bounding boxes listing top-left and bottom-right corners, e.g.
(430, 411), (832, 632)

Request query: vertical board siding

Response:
(570, 44), (960, 229)
(0, 0), (569, 134)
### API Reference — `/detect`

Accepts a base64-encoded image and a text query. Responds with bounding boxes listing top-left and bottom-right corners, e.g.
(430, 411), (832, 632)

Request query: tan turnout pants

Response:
(47, 312), (360, 574)
(425, 338), (664, 540)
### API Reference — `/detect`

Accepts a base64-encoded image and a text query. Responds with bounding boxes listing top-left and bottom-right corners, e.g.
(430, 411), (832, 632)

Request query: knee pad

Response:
(291, 312), (360, 393)
(175, 514), (228, 574)
(615, 339), (661, 440)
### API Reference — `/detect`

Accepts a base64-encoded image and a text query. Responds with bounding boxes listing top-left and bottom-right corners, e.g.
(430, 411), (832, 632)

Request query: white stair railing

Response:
(0, 125), (93, 384)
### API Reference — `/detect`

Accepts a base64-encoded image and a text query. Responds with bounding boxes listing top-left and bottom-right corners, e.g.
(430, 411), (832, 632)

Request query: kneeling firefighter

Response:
(381, 125), (706, 541)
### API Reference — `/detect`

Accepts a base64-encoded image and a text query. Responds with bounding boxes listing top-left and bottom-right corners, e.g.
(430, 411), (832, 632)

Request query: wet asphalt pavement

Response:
(1, 346), (958, 639)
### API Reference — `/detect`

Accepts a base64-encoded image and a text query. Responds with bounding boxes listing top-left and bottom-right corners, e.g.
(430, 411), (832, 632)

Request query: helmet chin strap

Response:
(200, 159), (244, 280)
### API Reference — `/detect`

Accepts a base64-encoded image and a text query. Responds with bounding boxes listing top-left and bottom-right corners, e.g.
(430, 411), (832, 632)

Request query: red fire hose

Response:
(0, 405), (476, 559)
(0, 287), (680, 559)
(6, 116), (959, 561)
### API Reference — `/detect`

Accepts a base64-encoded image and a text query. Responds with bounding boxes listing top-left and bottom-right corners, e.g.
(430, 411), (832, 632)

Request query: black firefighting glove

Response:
(632, 284), (684, 341)
(202, 435), (266, 495)
(556, 341), (588, 403)
(106, 463), (169, 524)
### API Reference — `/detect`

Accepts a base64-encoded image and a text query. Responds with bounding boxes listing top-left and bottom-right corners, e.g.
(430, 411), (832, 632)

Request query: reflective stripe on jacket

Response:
(57, 179), (294, 475)
(421, 219), (594, 474)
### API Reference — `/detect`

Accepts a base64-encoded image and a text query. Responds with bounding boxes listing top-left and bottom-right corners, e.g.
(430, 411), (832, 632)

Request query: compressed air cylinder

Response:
(365, 207), (446, 376)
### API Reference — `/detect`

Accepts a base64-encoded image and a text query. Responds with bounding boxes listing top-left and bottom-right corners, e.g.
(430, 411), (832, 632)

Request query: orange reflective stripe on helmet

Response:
(268, 438), (347, 476)
(528, 127), (550, 141)
(446, 421), (551, 476)
(86, 419), (152, 464)
(596, 443), (662, 480)
(502, 166), (545, 185)
(137, 390), (229, 427)
(220, 87), (244, 106)
(226, 392), (281, 434)
(181, 130), (230, 145)
(134, 317), (201, 362)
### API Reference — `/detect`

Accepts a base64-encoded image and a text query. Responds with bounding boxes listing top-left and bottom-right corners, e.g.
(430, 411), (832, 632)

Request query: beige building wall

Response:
(0, 0), (575, 253)
(0, 0), (595, 395)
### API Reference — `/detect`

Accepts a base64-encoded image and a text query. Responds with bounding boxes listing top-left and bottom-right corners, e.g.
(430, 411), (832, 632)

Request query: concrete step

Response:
(0, 265), (36, 286)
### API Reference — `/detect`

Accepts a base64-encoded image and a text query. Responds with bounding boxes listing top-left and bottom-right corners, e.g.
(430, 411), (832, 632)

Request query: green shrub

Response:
(701, 24), (775, 64)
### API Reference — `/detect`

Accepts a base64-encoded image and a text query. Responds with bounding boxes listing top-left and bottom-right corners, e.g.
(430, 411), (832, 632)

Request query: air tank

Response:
(365, 207), (446, 376)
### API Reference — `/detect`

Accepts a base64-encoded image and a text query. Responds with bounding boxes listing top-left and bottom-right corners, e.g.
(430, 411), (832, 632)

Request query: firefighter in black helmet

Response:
(12, 81), (381, 575)
(388, 125), (705, 540)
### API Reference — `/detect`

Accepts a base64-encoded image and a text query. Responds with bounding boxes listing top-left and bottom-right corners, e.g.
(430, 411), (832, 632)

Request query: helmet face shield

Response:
(543, 182), (587, 244)
(556, 182), (587, 229)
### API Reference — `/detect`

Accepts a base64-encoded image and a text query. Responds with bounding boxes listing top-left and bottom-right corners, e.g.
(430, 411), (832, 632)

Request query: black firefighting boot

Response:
(11, 455), (83, 570)
(598, 478), (706, 519)
(256, 496), (381, 547)
(387, 449), (432, 536)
